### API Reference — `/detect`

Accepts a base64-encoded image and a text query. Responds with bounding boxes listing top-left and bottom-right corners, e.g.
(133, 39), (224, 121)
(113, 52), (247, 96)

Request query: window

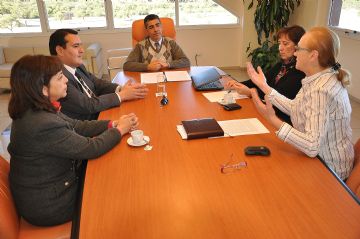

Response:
(179, 0), (238, 25)
(329, 0), (360, 32)
(0, 0), (41, 33)
(112, 0), (175, 29)
(44, 0), (107, 30)
(0, 0), (239, 34)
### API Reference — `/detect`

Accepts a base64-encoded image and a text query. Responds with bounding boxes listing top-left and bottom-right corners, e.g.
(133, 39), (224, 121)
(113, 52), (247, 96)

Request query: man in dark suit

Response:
(49, 29), (148, 120)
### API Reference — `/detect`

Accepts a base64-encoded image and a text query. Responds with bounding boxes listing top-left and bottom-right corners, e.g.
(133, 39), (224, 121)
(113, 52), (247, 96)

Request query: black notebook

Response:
(191, 67), (224, 91)
(181, 118), (224, 140)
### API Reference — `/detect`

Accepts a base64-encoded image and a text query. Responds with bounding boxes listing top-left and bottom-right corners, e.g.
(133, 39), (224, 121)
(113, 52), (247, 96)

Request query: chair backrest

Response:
(0, 155), (19, 239)
(132, 17), (176, 47)
(346, 139), (360, 198)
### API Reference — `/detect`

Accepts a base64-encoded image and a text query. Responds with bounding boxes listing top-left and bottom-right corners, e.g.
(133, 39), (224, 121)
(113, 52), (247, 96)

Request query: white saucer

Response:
(127, 136), (150, 147)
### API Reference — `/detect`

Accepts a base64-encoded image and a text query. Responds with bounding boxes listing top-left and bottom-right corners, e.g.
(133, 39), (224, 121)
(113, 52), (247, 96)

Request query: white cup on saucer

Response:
(223, 92), (235, 104)
(131, 130), (144, 145)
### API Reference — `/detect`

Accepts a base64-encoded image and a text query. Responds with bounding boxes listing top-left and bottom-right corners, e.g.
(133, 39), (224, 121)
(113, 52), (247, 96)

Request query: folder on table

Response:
(181, 118), (224, 140)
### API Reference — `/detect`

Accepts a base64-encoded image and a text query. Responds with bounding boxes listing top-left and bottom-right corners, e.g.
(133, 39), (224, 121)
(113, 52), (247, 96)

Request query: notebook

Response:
(181, 118), (224, 140)
(191, 67), (224, 91)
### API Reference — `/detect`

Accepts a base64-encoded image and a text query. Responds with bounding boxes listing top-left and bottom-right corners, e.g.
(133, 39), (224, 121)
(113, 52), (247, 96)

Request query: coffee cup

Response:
(131, 130), (144, 145)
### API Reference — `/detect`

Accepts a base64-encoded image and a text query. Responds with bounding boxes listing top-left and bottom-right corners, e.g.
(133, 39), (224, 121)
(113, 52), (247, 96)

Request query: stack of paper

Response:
(202, 90), (248, 103)
(141, 71), (191, 84)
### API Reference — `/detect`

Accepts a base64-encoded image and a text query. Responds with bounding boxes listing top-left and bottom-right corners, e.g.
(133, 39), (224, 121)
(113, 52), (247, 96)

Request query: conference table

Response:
(79, 67), (360, 239)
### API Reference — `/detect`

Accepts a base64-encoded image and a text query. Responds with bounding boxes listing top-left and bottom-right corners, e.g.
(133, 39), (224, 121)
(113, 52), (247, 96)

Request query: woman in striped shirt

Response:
(247, 27), (354, 180)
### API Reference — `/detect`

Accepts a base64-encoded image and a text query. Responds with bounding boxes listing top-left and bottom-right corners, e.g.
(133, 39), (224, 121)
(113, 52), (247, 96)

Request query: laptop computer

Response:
(191, 67), (224, 91)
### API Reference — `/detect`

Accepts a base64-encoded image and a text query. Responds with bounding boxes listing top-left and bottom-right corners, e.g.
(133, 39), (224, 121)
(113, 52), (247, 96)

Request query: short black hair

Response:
(8, 55), (63, 119)
(49, 29), (78, 56)
(144, 14), (160, 28)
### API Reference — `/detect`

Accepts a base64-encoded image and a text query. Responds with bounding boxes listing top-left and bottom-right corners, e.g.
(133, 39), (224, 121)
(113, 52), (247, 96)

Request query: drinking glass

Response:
(156, 73), (166, 97)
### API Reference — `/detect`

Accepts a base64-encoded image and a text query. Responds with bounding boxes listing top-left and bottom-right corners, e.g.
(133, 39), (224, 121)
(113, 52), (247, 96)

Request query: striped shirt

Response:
(269, 68), (354, 180)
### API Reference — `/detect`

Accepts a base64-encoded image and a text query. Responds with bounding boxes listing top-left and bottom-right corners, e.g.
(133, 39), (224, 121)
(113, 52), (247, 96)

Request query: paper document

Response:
(218, 118), (269, 137)
(141, 72), (162, 84)
(177, 118), (269, 139)
(164, 71), (191, 82)
(141, 71), (191, 84)
(202, 90), (248, 103)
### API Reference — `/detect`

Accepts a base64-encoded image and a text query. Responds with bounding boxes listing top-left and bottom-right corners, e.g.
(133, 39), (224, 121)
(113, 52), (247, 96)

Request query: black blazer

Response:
(61, 65), (120, 120)
(242, 61), (305, 124)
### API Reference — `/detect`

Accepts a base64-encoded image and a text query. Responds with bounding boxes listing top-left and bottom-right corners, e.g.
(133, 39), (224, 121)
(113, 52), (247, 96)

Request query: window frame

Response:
(328, 0), (360, 41)
(0, 0), (239, 36)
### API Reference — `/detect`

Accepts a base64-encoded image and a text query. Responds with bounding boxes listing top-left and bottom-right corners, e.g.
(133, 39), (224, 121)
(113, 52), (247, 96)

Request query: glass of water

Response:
(156, 73), (166, 97)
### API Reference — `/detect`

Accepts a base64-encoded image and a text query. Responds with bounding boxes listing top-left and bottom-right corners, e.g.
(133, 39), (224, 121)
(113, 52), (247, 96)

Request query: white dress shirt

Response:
(149, 37), (163, 50)
(64, 64), (122, 102)
(269, 68), (354, 180)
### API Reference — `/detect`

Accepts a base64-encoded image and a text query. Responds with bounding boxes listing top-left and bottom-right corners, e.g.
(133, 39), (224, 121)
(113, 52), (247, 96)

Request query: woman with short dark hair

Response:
(227, 25), (306, 124)
(8, 55), (138, 226)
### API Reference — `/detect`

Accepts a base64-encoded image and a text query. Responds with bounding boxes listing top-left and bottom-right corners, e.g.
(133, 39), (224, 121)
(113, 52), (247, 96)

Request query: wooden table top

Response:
(79, 68), (360, 239)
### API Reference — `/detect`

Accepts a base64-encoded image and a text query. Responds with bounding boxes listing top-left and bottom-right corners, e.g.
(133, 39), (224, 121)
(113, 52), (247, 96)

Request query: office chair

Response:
(347, 139), (360, 198)
(0, 155), (72, 239)
(132, 17), (176, 47)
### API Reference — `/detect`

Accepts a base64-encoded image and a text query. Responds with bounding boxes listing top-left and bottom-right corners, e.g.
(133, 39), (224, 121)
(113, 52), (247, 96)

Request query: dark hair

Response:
(8, 55), (63, 119)
(277, 25), (305, 45)
(144, 14), (160, 28)
(49, 29), (78, 56)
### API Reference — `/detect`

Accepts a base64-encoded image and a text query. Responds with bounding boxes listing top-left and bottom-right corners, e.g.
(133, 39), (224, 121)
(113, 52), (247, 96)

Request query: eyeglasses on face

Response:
(294, 45), (312, 52)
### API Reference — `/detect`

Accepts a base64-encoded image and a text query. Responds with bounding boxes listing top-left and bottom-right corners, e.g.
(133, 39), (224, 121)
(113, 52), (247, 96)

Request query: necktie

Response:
(75, 70), (96, 98)
(155, 42), (160, 52)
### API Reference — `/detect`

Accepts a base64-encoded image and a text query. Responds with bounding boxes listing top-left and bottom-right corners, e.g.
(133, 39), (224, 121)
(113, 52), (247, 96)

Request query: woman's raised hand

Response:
(246, 62), (271, 95)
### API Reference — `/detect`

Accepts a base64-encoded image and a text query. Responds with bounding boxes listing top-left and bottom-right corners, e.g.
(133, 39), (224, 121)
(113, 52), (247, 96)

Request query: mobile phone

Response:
(223, 103), (241, 111)
(244, 146), (270, 156)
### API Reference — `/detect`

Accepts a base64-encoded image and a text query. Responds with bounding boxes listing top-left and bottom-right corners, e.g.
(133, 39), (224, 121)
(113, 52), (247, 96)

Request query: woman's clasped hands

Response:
(113, 113), (139, 136)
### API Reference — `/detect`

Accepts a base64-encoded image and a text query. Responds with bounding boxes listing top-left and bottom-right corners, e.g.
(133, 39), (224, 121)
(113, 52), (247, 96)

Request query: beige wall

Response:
(289, 0), (331, 29)
(0, 27), (243, 68)
(336, 33), (360, 99)
(290, 0), (360, 100)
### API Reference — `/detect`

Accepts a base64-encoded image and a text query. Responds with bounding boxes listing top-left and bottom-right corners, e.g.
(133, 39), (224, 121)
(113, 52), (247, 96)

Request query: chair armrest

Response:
(107, 56), (128, 80)
(106, 47), (132, 58)
(107, 56), (128, 70)
(86, 43), (102, 58)
(85, 43), (102, 77)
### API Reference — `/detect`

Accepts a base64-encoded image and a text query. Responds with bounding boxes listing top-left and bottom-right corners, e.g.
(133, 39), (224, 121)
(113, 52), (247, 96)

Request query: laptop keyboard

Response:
(197, 81), (224, 90)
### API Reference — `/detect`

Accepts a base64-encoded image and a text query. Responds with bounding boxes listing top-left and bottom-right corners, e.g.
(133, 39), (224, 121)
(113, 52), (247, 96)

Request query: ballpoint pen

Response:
(163, 71), (167, 82)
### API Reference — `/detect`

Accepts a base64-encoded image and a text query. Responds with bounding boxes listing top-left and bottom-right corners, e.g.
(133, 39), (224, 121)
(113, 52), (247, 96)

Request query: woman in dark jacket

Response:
(227, 25), (306, 124)
(8, 55), (139, 226)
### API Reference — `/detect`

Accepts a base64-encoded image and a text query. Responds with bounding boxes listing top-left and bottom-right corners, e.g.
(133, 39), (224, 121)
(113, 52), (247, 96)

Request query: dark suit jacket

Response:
(61, 65), (120, 120)
(242, 61), (305, 124)
(8, 109), (121, 226)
